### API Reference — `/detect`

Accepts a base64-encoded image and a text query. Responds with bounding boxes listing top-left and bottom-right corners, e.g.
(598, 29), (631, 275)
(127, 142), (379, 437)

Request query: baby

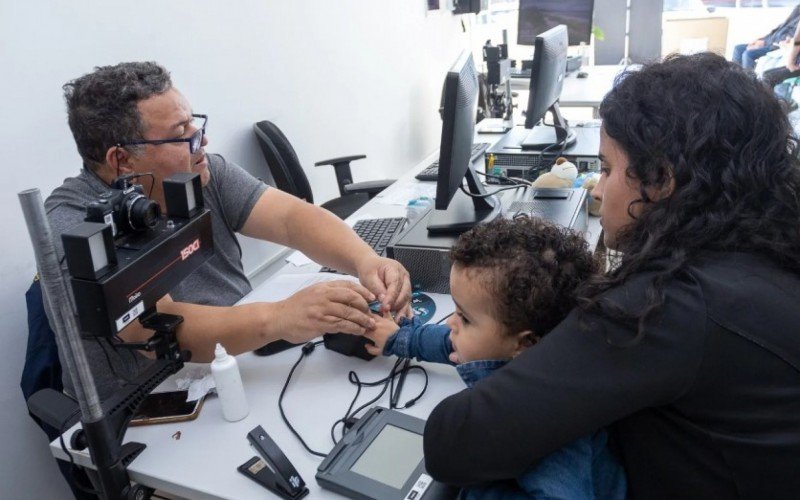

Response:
(366, 217), (626, 499)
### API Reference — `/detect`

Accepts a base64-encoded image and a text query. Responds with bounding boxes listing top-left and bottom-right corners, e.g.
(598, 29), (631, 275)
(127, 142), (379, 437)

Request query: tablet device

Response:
(316, 407), (456, 499)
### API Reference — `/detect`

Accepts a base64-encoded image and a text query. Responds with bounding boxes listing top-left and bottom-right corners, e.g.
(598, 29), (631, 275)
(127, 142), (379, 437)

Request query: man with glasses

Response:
(45, 62), (412, 400)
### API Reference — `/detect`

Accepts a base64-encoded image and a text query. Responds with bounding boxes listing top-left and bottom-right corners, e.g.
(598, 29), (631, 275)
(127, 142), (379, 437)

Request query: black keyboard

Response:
(320, 217), (407, 273)
(415, 142), (491, 181)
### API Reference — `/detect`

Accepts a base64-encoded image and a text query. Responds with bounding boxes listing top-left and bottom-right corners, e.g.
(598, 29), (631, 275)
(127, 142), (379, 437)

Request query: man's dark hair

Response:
(581, 52), (800, 340)
(450, 217), (597, 338)
(63, 62), (172, 170)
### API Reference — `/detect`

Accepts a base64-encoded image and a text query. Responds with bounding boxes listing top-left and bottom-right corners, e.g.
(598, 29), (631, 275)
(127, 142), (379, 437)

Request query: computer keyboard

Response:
(320, 217), (407, 273)
(510, 68), (532, 79)
(415, 142), (491, 181)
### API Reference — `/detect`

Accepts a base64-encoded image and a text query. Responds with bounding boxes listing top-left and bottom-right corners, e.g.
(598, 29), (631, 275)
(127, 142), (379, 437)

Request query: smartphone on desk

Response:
(130, 390), (204, 426)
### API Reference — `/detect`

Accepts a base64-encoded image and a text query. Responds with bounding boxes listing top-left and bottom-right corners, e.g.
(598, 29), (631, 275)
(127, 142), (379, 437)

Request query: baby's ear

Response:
(512, 330), (538, 357)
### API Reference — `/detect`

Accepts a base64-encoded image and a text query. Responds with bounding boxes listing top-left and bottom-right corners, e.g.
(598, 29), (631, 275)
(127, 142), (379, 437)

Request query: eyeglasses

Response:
(117, 114), (207, 154)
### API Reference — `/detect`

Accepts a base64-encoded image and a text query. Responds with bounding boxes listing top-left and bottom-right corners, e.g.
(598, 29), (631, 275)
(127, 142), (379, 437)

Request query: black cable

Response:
(278, 341), (328, 458)
(459, 183), (527, 199)
(123, 172), (157, 199)
(331, 358), (428, 444)
(390, 359), (411, 408)
(474, 170), (529, 186)
(111, 333), (144, 368)
(279, 339), (430, 455)
(94, 337), (136, 384)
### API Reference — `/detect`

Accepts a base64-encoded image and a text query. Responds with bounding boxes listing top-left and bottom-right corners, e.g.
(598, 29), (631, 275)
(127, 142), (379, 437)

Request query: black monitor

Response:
(517, 0), (594, 46)
(428, 51), (500, 235)
(521, 25), (576, 151)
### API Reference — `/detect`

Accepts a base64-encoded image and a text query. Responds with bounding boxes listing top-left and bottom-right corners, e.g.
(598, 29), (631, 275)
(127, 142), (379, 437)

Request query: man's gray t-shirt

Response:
(45, 154), (268, 399)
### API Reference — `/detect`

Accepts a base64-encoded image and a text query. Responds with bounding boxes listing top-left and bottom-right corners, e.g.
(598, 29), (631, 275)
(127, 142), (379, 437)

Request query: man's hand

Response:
(748, 38), (766, 50)
(356, 255), (412, 318)
(273, 280), (376, 343)
(364, 312), (400, 356)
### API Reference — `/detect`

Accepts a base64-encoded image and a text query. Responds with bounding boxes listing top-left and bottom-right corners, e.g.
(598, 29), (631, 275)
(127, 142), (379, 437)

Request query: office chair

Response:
(253, 120), (395, 220)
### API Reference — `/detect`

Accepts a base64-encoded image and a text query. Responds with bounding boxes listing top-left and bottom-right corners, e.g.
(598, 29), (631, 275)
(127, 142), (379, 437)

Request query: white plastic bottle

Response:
(210, 343), (249, 422)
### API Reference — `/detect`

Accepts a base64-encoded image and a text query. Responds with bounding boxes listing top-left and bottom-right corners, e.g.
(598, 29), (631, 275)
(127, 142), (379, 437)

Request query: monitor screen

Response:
(435, 50), (479, 211)
(350, 424), (423, 489)
(428, 50), (500, 235)
(524, 25), (568, 129)
(517, 0), (594, 46)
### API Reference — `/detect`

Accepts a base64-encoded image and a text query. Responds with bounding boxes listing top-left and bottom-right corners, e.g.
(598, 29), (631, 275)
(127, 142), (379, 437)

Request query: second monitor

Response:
(521, 24), (577, 151)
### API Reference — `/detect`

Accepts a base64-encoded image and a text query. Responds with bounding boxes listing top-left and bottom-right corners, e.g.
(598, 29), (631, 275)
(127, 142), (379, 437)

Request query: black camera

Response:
(61, 173), (214, 337)
(85, 175), (161, 237)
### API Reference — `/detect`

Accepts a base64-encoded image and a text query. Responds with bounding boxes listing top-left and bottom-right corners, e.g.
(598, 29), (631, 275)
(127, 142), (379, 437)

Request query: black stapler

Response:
(238, 425), (309, 499)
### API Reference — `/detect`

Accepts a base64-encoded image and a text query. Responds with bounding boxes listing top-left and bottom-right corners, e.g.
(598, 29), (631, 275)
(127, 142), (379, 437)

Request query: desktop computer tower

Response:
(485, 125), (601, 184)
(388, 188), (588, 294)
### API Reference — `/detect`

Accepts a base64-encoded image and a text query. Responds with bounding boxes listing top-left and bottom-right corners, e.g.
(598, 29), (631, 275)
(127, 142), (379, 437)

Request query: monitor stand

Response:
(427, 166), (501, 235)
(521, 102), (577, 150)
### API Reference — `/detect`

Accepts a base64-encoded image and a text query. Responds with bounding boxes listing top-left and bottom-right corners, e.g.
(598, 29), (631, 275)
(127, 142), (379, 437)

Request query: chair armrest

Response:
(343, 179), (395, 199)
(314, 155), (367, 168)
(314, 155), (368, 197)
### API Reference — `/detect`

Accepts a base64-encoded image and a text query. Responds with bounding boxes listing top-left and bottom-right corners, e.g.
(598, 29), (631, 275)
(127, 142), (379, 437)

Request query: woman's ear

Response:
(647, 166), (675, 202)
(511, 330), (538, 357)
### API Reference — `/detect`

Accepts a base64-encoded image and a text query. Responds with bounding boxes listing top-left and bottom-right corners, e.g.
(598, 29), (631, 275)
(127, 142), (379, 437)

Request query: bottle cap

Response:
(214, 343), (227, 360)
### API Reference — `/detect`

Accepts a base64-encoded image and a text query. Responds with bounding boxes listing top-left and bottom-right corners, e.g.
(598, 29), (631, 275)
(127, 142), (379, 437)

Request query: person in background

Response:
(732, 3), (800, 69)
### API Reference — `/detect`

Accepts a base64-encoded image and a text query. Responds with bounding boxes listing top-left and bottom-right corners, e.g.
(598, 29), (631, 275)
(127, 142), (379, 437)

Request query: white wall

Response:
(0, 1), (470, 496)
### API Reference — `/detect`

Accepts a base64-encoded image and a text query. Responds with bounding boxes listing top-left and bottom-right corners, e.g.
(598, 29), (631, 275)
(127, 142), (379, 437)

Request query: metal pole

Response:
(18, 188), (103, 421)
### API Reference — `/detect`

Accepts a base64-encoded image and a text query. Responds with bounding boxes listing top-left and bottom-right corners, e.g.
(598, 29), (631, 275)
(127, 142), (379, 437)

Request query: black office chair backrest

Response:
(253, 120), (314, 203)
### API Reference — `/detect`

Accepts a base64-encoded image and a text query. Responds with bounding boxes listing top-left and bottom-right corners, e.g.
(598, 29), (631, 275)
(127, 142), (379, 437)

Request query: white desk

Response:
(510, 65), (628, 117)
(50, 131), (601, 498)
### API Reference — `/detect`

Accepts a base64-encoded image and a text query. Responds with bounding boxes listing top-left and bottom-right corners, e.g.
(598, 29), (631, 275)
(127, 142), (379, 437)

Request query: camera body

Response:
(85, 176), (161, 238)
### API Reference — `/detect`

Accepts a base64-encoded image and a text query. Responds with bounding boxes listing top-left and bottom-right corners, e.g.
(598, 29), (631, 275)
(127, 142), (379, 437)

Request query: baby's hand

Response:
(364, 312), (400, 356)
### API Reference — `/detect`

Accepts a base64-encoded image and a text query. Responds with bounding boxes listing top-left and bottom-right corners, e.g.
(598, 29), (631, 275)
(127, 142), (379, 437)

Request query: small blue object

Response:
(573, 172), (599, 188)
(411, 293), (436, 324)
(370, 293), (436, 323)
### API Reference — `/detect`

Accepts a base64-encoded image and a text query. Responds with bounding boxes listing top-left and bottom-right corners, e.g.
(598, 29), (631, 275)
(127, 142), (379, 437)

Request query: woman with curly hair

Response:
(424, 52), (800, 499)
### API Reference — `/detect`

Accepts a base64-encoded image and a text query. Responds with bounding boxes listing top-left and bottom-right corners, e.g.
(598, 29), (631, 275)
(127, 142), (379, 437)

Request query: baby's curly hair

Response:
(450, 217), (597, 338)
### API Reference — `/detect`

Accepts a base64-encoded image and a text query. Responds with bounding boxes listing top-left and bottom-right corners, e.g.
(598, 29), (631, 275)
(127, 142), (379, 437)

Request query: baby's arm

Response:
(365, 314), (454, 364)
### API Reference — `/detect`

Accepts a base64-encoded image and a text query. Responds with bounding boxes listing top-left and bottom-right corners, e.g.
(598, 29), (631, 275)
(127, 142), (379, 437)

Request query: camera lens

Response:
(123, 193), (161, 231)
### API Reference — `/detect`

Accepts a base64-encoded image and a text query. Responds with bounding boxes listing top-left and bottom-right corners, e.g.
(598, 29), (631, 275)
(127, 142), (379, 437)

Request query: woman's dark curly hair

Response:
(579, 52), (800, 340)
(450, 217), (598, 338)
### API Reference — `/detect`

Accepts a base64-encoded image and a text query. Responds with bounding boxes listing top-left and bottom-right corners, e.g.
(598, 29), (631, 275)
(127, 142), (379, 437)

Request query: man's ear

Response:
(511, 329), (538, 357)
(104, 145), (135, 176)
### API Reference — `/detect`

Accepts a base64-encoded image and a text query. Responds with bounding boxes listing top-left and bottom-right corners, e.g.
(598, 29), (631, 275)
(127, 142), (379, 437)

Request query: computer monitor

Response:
(520, 25), (577, 151)
(427, 51), (500, 235)
(517, 0), (594, 46)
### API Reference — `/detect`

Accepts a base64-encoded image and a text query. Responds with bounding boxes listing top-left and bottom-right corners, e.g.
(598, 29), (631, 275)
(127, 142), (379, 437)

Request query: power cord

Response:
(459, 183), (527, 199)
(330, 358), (429, 445)
(278, 340), (429, 457)
(278, 340), (327, 458)
(474, 170), (532, 187)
